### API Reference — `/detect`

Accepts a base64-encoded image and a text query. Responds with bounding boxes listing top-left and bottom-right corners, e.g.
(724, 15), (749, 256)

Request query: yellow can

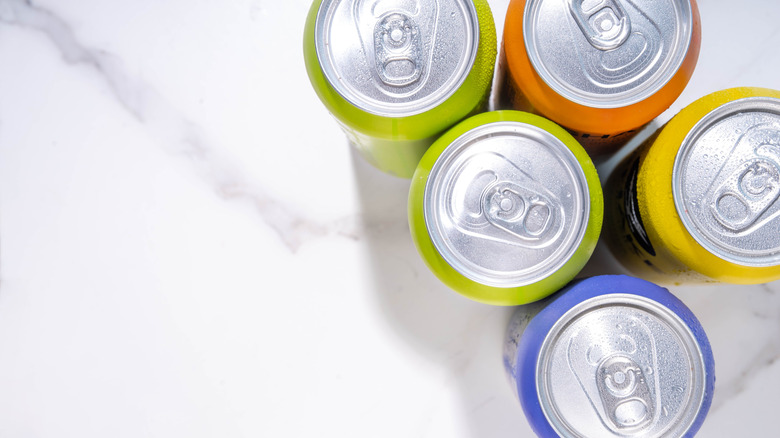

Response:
(605, 87), (780, 284)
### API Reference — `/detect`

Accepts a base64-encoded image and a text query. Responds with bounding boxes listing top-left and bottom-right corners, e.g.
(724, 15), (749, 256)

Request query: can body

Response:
(504, 275), (715, 438)
(304, 0), (497, 178)
(408, 111), (602, 305)
(605, 87), (780, 284)
(502, 0), (701, 155)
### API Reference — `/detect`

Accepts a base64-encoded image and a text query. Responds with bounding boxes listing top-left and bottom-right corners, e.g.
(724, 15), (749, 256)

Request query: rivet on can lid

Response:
(423, 121), (590, 287)
(673, 96), (780, 267)
(537, 294), (707, 437)
(314, 0), (479, 117)
(523, 0), (694, 108)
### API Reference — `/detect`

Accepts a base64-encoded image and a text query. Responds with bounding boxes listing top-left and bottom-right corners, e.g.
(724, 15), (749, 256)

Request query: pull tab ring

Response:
(568, 0), (631, 51)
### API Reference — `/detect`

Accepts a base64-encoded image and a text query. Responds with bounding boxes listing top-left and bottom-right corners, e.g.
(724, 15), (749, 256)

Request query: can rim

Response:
(314, 0), (480, 117)
(672, 96), (780, 267)
(536, 293), (707, 438)
(423, 120), (590, 288)
(523, 0), (694, 109)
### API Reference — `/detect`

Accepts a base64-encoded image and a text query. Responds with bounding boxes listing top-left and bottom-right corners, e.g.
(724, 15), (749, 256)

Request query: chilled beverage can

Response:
(504, 275), (715, 437)
(408, 111), (602, 305)
(501, 0), (701, 154)
(605, 87), (780, 284)
(304, 0), (497, 178)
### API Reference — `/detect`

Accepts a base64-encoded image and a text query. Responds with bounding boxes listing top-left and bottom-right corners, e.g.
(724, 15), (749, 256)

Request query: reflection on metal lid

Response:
(523, 0), (694, 108)
(538, 294), (706, 437)
(423, 121), (590, 287)
(673, 97), (780, 267)
(314, 0), (479, 117)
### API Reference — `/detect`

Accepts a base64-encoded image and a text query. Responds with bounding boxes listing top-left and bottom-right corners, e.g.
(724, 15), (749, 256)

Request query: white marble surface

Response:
(0, 0), (778, 436)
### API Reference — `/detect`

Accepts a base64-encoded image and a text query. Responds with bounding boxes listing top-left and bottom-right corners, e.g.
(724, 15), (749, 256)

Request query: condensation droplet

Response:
(587, 344), (604, 365)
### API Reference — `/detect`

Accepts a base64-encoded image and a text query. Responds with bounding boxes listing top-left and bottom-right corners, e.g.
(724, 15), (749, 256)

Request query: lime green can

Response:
(409, 111), (603, 305)
(303, 0), (497, 178)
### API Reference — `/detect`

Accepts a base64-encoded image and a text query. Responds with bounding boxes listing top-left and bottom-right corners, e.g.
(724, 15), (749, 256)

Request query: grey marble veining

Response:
(0, 0), (360, 252)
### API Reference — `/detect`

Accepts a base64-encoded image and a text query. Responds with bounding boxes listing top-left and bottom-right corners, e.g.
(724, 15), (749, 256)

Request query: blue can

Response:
(503, 275), (715, 437)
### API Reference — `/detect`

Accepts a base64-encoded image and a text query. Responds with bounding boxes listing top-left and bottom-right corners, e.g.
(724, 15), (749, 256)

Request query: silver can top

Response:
(673, 97), (780, 267)
(523, 0), (694, 108)
(314, 0), (479, 117)
(423, 121), (590, 287)
(537, 294), (707, 437)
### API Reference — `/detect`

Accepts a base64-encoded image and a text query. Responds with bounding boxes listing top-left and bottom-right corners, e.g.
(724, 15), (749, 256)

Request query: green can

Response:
(303, 0), (497, 178)
(409, 111), (603, 305)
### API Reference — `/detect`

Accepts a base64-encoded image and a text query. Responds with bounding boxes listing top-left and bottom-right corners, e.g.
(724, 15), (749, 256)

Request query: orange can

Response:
(502, 0), (701, 154)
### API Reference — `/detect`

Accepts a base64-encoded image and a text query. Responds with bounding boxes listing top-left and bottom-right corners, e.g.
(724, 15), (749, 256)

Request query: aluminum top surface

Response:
(314, 0), (479, 117)
(423, 121), (590, 287)
(537, 294), (706, 438)
(673, 97), (780, 267)
(523, 0), (694, 108)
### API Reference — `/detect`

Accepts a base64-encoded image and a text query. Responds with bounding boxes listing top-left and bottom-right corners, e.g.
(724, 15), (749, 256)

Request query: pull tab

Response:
(596, 356), (654, 430)
(373, 12), (423, 87)
(444, 152), (565, 249)
(709, 144), (780, 232)
(568, 0), (631, 51)
(567, 316), (661, 434)
(483, 181), (555, 240)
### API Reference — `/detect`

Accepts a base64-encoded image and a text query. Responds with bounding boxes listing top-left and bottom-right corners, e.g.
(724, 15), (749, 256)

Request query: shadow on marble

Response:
(349, 145), (528, 437)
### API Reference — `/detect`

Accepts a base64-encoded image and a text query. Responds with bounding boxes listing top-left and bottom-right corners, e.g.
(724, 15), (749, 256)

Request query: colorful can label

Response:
(408, 111), (603, 305)
(304, 0), (497, 178)
(604, 87), (780, 284)
(504, 275), (715, 438)
(501, 0), (700, 155)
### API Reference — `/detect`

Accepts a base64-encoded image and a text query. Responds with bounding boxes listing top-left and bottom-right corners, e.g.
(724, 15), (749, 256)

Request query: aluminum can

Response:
(504, 275), (715, 438)
(501, 0), (701, 155)
(408, 111), (603, 305)
(605, 87), (780, 284)
(304, 0), (497, 178)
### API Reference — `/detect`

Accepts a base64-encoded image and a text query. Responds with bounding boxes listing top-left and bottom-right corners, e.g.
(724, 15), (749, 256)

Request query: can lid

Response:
(314, 0), (479, 117)
(537, 294), (707, 437)
(523, 0), (694, 108)
(673, 97), (780, 267)
(423, 121), (590, 288)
